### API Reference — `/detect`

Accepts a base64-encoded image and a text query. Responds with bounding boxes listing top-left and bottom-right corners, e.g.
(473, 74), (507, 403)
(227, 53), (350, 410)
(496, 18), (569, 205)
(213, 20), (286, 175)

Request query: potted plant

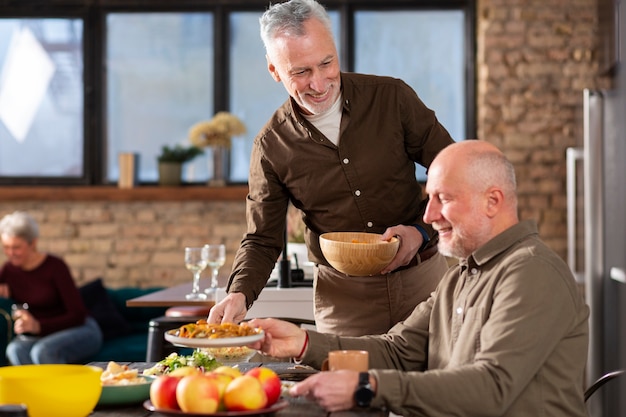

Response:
(157, 144), (203, 186)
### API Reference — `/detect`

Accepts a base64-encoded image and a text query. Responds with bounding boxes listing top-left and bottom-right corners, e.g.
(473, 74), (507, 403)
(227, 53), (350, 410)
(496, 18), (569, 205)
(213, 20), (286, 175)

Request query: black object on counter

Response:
(279, 227), (292, 288)
(0, 404), (29, 417)
(278, 258), (292, 288)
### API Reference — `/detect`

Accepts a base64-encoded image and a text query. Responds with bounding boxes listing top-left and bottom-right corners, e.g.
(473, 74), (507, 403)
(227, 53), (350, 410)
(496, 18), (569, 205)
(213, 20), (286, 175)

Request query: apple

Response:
(169, 366), (201, 377)
(204, 371), (235, 410)
(176, 374), (221, 413)
(245, 367), (282, 406)
(223, 375), (268, 411)
(150, 375), (182, 410)
(213, 365), (242, 379)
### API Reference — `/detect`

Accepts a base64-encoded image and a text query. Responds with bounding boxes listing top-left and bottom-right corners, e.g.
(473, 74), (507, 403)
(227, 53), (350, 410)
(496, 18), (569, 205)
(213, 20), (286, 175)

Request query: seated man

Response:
(248, 140), (590, 417)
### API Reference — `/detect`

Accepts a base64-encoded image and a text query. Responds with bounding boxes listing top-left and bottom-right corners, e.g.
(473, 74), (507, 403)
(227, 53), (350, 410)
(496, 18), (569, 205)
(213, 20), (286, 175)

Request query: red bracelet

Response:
(294, 331), (309, 361)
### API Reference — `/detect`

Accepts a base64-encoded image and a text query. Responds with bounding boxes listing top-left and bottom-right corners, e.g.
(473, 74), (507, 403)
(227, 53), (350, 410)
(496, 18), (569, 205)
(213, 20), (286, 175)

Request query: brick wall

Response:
(0, 201), (247, 289)
(477, 0), (611, 258)
(0, 0), (611, 288)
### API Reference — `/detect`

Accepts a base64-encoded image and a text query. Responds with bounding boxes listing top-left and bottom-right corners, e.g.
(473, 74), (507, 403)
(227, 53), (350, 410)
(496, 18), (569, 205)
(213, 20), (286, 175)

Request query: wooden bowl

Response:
(319, 232), (399, 276)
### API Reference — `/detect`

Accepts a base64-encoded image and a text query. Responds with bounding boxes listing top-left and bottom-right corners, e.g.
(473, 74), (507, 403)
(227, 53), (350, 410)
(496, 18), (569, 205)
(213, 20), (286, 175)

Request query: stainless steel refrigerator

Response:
(567, 87), (626, 416)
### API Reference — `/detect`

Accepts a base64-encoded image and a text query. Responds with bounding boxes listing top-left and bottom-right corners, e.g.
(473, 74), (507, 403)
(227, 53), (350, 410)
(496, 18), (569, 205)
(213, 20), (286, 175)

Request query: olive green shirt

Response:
(303, 220), (590, 417)
(227, 72), (454, 306)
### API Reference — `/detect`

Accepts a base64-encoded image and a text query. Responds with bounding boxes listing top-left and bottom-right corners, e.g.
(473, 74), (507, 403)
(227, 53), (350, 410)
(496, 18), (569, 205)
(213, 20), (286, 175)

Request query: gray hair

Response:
(260, 0), (334, 52)
(0, 211), (40, 243)
(468, 149), (518, 205)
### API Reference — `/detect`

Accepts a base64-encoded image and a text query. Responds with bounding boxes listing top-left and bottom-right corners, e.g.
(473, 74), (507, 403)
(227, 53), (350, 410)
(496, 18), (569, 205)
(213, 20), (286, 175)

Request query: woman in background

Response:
(0, 211), (102, 364)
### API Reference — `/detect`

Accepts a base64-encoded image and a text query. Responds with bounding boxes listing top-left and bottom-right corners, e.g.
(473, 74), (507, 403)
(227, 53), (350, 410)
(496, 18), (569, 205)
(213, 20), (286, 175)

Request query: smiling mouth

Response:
(308, 90), (329, 100)
(434, 225), (452, 236)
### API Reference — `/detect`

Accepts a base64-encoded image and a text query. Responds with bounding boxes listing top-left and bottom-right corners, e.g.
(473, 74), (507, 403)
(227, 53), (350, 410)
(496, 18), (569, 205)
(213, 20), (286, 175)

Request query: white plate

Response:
(164, 329), (264, 348)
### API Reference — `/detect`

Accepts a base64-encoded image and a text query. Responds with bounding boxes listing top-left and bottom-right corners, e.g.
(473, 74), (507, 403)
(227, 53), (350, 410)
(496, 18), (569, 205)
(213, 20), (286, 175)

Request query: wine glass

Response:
(11, 303), (30, 339)
(204, 244), (226, 295)
(184, 246), (209, 300)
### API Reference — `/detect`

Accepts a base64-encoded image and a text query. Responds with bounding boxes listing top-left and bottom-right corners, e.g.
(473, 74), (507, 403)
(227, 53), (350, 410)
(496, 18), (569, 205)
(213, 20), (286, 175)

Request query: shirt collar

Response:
(466, 220), (539, 268)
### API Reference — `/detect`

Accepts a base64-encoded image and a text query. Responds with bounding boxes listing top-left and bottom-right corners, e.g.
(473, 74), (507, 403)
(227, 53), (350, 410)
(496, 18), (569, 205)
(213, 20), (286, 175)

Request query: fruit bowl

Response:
(203, 346), (257, 364)
(0, 364), (102, 417)
(319, 232), (400, 276)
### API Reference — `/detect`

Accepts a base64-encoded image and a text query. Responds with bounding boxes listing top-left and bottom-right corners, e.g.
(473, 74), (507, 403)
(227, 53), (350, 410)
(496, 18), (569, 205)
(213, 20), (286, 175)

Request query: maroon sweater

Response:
(0, 255), (87, 336)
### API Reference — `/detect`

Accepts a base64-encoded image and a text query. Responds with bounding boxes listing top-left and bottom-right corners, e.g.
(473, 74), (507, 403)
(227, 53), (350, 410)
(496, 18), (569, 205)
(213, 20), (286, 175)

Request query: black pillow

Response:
(79, 278), (132, 340)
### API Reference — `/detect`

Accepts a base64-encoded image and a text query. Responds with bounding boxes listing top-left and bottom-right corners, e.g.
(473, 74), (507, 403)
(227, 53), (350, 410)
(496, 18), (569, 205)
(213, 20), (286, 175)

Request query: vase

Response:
(158, 161), (182, 186)
(208, 145), (229, 187)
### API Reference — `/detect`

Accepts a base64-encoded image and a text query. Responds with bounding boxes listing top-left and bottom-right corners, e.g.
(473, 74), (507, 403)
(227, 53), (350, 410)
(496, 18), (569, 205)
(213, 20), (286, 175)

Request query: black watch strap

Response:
(354, 371), (374, 408)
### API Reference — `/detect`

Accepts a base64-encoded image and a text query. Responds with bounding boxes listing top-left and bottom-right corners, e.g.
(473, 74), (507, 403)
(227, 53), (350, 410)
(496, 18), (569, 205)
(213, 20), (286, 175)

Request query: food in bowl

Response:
(319, 231), (400, 276)
(98, 363), (156, 406)
(203, 346), (257, 363)
(0, 364), (102, 417)
(101, 361), (148, 386)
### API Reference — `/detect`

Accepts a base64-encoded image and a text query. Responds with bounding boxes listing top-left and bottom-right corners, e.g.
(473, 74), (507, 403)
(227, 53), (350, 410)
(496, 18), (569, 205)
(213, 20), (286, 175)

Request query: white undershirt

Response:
(303, 94), (343, 145)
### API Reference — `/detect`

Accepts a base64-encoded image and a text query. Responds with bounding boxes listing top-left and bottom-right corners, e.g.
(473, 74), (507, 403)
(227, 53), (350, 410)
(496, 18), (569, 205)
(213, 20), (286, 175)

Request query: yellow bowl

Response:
(0, 364), (102, 417)
(319, 232), (400, 276)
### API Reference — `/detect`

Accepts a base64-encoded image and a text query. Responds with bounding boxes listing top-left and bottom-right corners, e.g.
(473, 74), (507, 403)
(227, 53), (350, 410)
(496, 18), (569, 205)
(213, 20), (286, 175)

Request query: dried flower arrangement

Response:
(188, 112), (246, 149)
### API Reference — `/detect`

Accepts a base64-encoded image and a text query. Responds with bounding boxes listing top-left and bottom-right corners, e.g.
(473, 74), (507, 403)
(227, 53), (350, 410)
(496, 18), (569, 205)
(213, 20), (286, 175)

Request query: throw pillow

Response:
(79, 278), (132, 340)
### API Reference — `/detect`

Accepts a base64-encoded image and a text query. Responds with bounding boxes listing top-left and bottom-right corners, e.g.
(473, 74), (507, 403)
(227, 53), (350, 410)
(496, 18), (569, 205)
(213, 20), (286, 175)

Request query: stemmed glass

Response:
(184, 246), (209, 300)
(204, 244), (226, 295)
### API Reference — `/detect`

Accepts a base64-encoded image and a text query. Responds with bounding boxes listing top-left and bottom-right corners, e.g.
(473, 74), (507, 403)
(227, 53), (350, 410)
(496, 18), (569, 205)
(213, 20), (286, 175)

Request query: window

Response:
(0, 18), (84, 181)
(106, 12), (214, 183)
(0, 1), (474, 186)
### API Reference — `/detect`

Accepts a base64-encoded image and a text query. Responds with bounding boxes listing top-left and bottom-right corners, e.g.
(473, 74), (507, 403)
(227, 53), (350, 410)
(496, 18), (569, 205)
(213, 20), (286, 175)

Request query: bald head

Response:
(424, 140), (519, 259)
(432, 140), (517, 204)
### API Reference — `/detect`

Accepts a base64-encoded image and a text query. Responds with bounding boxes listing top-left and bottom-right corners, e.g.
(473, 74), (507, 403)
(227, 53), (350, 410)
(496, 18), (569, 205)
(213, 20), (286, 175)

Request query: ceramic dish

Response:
(202, 346), (257, 364)
(98, 376), (156, 406)
(143, 399), (289, 416)
(164, 330), (264, 348)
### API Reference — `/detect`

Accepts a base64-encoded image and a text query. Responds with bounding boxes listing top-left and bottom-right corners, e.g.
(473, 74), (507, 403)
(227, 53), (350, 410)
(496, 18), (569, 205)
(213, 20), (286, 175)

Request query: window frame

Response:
(0, 0), (475, 186)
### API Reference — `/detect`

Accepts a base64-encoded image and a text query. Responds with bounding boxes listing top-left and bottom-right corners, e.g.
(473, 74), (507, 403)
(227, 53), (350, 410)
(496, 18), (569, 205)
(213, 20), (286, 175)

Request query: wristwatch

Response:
(354, 372), (374, 407)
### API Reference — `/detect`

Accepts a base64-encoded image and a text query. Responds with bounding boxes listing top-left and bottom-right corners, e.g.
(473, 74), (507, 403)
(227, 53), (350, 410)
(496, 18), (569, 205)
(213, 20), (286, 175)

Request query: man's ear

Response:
(267, 55), (281, 82)
(485, 187), (504, 217)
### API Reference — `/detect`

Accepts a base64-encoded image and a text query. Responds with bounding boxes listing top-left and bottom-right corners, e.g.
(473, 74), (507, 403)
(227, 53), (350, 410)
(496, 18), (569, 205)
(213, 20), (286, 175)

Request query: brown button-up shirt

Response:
(228, 72), (454, 306)
(304, 220), (590, 417)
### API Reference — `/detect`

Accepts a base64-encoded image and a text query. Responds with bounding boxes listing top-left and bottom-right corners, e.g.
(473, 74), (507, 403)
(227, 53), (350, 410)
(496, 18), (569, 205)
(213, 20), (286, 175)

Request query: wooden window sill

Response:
(0, 185), (249, 202)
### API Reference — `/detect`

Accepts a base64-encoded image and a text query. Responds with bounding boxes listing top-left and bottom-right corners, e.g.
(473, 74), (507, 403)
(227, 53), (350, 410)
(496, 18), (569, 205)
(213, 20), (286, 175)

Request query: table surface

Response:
(126, 279), (217, 308)
(88, 361), (387, 417)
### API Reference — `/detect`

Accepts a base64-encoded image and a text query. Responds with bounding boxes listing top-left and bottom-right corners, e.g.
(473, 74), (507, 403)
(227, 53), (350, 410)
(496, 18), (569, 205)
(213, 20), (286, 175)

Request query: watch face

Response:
(355, 386), (374, 407)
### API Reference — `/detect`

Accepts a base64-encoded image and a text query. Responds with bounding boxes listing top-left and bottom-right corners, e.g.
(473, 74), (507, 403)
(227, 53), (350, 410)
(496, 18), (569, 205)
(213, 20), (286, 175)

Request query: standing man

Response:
(209, 0), (454, 336)
(249, 140), (590, 417)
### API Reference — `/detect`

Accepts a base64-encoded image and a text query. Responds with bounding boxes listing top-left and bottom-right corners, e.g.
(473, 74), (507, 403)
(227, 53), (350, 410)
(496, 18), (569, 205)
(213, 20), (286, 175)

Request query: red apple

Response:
(223, 375), (268, 411)
(150, 375), (182, 410)
(176, 374), (221, 413)
(204, 371), (235, 410)
(245, 367), (282, 406)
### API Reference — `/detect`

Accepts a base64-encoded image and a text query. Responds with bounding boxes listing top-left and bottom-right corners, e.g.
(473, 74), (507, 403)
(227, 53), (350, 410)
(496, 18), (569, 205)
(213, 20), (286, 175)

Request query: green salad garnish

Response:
(143, 351), (220, 375)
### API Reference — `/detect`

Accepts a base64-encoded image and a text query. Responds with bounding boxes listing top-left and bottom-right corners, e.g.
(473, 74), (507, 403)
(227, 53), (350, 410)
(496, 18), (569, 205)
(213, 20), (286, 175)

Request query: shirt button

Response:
(367, 222), (373, 228)
(456, 307), (463, 315)
(355, 190), (361, 196)
(470, 268), (478, 275)
(343, 158), (349, 164)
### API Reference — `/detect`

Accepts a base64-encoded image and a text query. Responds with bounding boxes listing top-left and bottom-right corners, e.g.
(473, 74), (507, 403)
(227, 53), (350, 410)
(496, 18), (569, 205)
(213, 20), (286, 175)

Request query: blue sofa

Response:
(0, 279), (167, 366)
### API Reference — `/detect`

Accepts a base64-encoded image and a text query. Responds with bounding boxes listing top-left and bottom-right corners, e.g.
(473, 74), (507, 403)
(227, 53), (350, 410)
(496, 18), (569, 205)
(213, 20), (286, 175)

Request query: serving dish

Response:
(98, 375), (156, 406)
(319, 232), (399, 276)
(164, 329), (264, 348)
(203, 346), (257, 363)
(143, 399), (289, 416)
